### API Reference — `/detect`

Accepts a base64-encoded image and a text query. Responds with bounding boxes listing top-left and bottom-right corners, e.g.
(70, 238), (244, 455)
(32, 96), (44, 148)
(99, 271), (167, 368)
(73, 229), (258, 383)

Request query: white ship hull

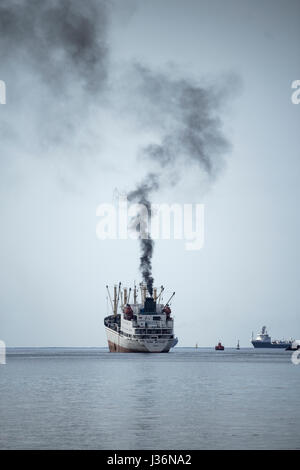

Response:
(105, 326), (176, 353)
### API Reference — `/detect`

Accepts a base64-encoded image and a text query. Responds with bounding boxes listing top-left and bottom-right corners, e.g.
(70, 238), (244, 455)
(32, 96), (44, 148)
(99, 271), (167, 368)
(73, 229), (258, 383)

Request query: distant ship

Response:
(215, 341), (224, 351)
(251, 326), (292, 349)
(236, 340), (240, 350)
(104, 283), (178, 353)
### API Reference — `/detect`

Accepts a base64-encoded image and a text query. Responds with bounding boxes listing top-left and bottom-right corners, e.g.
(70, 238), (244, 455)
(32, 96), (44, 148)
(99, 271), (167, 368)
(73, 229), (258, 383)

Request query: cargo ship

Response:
(104, 283), (178, 353)
(251, 326), (292, 349)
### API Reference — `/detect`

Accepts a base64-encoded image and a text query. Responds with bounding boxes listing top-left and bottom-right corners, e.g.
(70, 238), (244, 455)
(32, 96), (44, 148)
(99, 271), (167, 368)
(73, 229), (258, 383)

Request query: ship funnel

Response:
(144, 297), (156, 313)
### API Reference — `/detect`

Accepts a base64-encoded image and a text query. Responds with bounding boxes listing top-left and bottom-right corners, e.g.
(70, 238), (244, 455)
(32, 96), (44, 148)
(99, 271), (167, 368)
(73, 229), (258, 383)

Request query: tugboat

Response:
(104, 282), (178, 353)
(215, 341), (224, 351)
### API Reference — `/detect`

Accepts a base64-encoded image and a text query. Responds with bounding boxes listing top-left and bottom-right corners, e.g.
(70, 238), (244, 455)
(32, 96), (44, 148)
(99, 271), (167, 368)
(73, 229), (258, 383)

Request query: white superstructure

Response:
(254, 325), (272, 344)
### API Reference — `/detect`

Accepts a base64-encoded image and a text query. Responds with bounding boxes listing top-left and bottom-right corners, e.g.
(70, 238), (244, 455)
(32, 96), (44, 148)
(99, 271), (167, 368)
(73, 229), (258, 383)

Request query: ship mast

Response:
(134, 283), (137, 304)
(123, 287), (128, 306)
(116, 282), (122, 313)
(113, 284), (117, 316)
(127, 287), (132, 304)
(106, 285), (114, 315)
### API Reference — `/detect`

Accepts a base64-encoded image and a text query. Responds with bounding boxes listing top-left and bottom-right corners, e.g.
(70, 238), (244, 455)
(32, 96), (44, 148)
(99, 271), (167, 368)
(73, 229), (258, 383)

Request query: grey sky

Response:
(0, 0), (299, 346)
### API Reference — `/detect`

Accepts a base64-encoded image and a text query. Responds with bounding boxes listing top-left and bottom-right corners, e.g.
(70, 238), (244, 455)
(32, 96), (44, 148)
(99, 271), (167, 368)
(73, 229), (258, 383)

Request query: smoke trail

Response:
(127, 174), (158, 296)
(135, 65), (234, 176)
(0, 0), (109, 150)
(0, 1), (236, 292)
(0, 0), (108, 92)
(127, 66), (237, 293)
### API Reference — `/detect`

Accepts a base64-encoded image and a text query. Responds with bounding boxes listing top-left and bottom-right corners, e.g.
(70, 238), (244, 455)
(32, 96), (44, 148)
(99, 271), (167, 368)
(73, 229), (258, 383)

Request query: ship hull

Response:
(252, 341), (290, 349)
(105, 326), (176, 353)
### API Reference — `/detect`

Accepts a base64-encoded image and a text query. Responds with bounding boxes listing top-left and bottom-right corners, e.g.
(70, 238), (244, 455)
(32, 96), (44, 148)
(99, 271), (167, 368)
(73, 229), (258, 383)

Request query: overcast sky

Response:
(0, 0), (299, 347)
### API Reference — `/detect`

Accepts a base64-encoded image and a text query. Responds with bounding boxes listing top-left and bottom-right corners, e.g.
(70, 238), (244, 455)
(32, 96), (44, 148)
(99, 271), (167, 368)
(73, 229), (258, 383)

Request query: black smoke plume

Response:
(127, 174), (158, 296)
(0, 1), (236, 293)
(0, 0), (109, 148)
(0, 0), (108, 92)
(135, 65), (233, 175)
(127, 65), (236, 294)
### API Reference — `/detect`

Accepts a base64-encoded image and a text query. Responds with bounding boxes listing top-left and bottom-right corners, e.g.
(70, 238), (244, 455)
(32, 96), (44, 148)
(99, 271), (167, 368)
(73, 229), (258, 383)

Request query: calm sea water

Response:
(0, 347), (299, 450)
